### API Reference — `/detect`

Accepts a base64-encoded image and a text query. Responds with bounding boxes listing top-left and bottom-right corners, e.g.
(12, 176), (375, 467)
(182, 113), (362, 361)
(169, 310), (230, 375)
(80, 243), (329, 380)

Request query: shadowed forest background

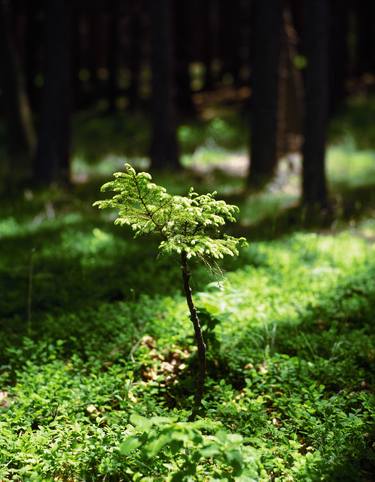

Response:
(0, 0), (375, 480)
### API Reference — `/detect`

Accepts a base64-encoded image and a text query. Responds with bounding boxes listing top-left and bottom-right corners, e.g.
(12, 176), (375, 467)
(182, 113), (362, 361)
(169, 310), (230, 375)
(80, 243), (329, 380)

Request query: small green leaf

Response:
(130, 413), (153, 431)
(119, 436), (141, 455)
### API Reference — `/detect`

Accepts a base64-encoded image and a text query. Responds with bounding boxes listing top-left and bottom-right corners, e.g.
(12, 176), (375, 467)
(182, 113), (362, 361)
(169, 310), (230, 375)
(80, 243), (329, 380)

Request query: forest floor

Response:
(0, 98), (375, 480)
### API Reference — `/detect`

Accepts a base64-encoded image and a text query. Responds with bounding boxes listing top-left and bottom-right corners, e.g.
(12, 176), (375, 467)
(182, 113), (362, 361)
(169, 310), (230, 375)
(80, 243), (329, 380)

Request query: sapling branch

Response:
(94, 163), (246, 418)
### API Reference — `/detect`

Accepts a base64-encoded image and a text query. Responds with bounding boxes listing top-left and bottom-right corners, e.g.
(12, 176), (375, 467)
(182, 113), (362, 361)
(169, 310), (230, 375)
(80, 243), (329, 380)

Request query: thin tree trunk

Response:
(180, 251), (206, 420)
(34, 0), (71, 185)
(302, 0), (329, 207)
(356, 0), (375, 76)
(219, 0), (241, 86)
(276, 7), (304, 161)
(72, 7), (83, 110)
(247, 0), (283, 188)
(150, 0), (180, 170)
(0, 0), (35, 177)
(202, 0), (216, 90)
(107, 0), (119, 113)
(127, 0), (142, 111)
(329, 0), (349, 115)
(25, 0), (43, 112)
(174, 1), (195, 117)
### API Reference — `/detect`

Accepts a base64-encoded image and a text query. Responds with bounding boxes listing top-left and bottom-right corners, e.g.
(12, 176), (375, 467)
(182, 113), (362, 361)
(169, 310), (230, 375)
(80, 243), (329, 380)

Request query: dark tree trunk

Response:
(0, 0), (35, 176)
(150, 0), (180, 170)
(127, 0), (142, 111)
(107, 0), (119, 113)
(329, 0), (349, 115)
(25, 0), (43, 112)
(276, 7), (304, 161)
(202, 0), (219, 90)
(302, 0), (329, 207)
(356, 0), (375, 76)
(174, 1), (195, 117)
(247, 0), (283, 188)
(72, 7), (83, 110)
(34, 0), (71, 185)
(88, 10), (102, 106)
(219, 0), (242, 86)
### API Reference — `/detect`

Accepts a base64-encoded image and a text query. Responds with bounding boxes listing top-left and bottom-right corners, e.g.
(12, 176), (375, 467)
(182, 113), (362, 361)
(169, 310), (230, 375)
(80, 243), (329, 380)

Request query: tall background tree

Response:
(1, 0), (374, 193)
(149, 0), (180, 170)
(0, 0), (35, 180)
(302, 0), (329, 207)
(34, 0), (72, 185)
(247, 0), (283, 189)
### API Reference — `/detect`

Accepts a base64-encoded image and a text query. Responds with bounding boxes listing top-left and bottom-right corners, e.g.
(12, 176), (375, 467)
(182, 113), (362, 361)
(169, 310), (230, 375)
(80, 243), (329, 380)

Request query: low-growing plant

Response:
(94, 163), (246, 417)
(119, 413), (259, 481)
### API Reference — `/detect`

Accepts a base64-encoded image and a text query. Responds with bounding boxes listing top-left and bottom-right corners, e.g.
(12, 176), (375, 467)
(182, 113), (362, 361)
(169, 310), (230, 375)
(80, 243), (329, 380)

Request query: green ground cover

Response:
(0, 174), (374, 480)
(0, 98), (375, 480)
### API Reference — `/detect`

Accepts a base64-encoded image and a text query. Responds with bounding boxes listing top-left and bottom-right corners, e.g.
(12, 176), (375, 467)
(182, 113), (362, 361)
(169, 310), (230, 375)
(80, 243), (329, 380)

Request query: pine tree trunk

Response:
(25, 0), (43, 112)
(150, 0), (180, 170)
(302, 0), (329, 207)
(356, 0), (375, 76)
(247, 0), (283, 188)
(174, 1), (195, 117)
(219, 0), (241, 86)
(202, 0), (216, 91)
(329, 0), (349, 115)
(107, 0), (119, 113)
(127, 1), (142, 111)
(276, 7), (304, 161)
(34, 0), (71, 185)
(0, 0), (35, 178)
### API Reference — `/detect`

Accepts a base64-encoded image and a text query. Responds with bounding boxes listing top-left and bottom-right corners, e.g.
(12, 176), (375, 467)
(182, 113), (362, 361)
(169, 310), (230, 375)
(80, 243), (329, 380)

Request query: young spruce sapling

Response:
(94, 164), (246, 418)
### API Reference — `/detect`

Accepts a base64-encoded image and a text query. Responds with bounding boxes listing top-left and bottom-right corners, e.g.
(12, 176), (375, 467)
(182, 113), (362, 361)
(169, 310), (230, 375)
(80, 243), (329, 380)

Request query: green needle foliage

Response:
(94, 163), (246, 417)
(94, 163), (244, 260)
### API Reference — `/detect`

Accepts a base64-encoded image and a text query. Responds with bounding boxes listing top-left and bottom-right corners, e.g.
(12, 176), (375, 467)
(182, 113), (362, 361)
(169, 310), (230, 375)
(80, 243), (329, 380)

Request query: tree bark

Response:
(181, 251), (206, 420)
(107, 0), (119, 113)
(329, 0), (349, 115)
(149, 0), (180, 170)
(0, 0), (35, 177)
(219, 0), (242, 86)
(355, 0), (375, 76)
(276, 7), (304, 161)
(247, 0), (283, 188)
(302, 0), (329, 207)
(25, 0), (43, 112)
(127, 0), (142, 111)
(174, 1), (195, 117)
(34, 0), (71, 185)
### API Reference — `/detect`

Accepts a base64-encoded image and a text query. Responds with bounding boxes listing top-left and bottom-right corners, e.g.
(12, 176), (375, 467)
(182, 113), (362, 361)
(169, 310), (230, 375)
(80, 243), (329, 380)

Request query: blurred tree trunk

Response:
(150, 0), (180, 170)
(34, 0), (71, 185)
(219, 0), (241, 86)
(247, 0), (283, 188)
(25, 0), (43, 112)
(72, 7), (84, 111)
(127, 0), (142, 111)
(329, 0), (349, 114)
(175, 1), (195, 117)
(356, 0), (375, 76)
(0, 0), (35, 177)
(302, 0), (329, 207)
(107, 0), (119, 113)
(88, 9), (101, 106)
(202, 0), (219, 90)
(276, 7), (304, 161)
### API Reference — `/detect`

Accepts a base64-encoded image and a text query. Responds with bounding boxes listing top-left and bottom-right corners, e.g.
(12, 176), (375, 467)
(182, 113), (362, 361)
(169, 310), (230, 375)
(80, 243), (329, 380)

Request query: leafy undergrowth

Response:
(0, 188), (375, 480)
